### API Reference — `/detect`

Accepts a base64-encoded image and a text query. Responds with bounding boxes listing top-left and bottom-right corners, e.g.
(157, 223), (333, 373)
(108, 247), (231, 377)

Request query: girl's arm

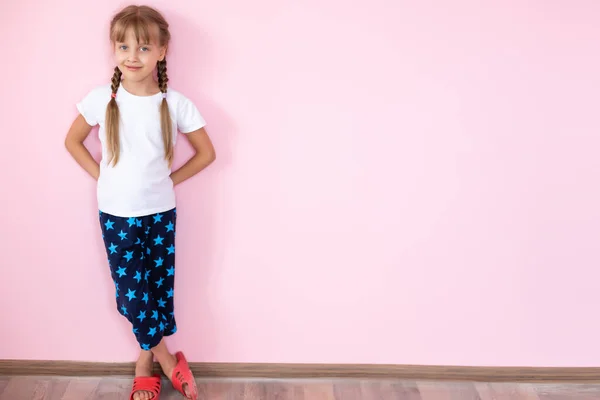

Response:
(64, 114), (100, 180)
(170, 127), (216, 186)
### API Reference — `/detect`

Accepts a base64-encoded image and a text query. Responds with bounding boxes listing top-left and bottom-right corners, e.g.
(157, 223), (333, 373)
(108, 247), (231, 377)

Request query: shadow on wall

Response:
(159, 8), (238, 358)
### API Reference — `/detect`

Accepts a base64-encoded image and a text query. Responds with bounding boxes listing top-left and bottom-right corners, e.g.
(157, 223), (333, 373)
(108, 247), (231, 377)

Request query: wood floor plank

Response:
(199, 380), (231, 400)
(0, 379), (8, 397)
(333, 380), (363, 400)
(416, 382), (451, 400)
(243, 380), (267, 400)
(31, 379), (51, 400)
(3, 376), (600, 399)
(226, 380), (247, 400)
(299, 382), (335, 400)
(91, 376), (131, 400)
(197, 379), (247, 400)
(535, 383), (600, 400)
(46, 378), (71, 400)
(60, 377), (101, 400)
(476, 382), (540, 400)
(194, 379), (210, 400)
(0, 377), (39, 400)
(265, 381), (304, 400)
(361, 379), (421, 399)
(418, 381), (480, 400)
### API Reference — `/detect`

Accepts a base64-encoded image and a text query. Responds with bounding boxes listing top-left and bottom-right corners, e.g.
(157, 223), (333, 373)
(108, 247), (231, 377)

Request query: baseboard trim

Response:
(1, 360), (600, 382)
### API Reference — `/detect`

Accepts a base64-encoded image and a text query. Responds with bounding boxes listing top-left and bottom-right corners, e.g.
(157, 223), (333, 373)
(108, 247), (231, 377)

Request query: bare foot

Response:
(133, 350), (156, 400)
(151, 339), (192, 398)
(157, 353), (192, 398)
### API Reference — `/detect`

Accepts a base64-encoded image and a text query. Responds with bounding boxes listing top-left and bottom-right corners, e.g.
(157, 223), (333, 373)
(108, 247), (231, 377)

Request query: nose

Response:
(126, 49), (140, 63)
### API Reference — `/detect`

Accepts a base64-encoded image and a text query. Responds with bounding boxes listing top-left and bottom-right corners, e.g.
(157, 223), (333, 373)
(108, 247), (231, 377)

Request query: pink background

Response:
(2, 0), (600, 367)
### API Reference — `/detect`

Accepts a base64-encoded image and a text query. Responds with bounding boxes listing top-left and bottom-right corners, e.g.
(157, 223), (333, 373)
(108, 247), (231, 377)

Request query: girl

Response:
(64, 4), (215, 400)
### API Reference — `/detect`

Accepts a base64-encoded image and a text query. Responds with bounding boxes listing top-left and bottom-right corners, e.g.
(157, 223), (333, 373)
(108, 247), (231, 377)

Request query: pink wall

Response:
(2, 0), (600, 367)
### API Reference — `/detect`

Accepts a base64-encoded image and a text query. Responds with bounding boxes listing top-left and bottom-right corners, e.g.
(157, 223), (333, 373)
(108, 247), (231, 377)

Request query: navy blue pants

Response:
(99, 208), (178, 350)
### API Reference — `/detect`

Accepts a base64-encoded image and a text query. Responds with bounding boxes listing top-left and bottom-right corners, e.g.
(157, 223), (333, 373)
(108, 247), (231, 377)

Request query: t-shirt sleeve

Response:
(177, 95), (207, 134)
(76, 87), (104, 126)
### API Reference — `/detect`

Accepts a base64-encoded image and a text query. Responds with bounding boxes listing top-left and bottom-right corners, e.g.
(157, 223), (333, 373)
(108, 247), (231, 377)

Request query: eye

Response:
(119, 45), (128, 51)
(140, 46), (149, 52)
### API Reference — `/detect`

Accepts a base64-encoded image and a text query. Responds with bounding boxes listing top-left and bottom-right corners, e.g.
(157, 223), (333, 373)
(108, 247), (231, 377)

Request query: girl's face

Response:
(113, 27), (166, 84)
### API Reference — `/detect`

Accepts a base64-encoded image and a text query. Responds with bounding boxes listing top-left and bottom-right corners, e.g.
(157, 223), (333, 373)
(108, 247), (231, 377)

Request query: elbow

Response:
(64, 137), (73, 152)
(202, 146), (216, 165)
(64, 137), (78, 154)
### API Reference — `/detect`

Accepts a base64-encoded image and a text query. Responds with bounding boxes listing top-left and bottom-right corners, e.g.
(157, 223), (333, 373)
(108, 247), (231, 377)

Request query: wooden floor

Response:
(2, 376), (600, 399)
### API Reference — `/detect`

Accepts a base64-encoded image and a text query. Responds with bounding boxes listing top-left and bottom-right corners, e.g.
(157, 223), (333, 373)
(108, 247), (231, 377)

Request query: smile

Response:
(125, 66), (142, 71)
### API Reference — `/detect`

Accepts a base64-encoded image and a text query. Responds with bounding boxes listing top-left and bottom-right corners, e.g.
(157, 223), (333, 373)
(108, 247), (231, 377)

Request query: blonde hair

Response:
(105, 5), (173, 166)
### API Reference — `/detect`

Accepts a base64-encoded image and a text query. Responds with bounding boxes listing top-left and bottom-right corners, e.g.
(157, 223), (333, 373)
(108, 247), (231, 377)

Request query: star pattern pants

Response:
(99, 208), (178, 350)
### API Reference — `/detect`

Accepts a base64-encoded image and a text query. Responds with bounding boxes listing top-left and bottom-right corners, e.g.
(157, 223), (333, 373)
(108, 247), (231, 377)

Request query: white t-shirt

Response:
(76, 84), (206, 218)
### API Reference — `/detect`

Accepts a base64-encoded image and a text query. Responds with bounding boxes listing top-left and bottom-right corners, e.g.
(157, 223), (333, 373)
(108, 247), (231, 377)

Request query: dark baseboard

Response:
(1, 360), (600, 382)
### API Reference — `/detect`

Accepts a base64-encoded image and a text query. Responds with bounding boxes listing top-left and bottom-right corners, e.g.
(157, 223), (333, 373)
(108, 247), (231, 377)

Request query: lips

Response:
(125, 66), (141, 71)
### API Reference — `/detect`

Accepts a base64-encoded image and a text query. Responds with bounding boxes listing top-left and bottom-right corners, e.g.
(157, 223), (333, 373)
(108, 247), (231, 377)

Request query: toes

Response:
(133, 390), (153, 400)
(183, 383), (191, 398)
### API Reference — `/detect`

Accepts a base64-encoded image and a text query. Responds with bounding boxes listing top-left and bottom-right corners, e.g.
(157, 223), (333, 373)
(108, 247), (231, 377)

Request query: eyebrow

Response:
(117, 42), (154, 46)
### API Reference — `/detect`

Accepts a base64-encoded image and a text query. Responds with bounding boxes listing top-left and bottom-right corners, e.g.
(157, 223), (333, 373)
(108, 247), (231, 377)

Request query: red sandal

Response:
(171, 351), (198, 399)
(129, 375), (162, 400)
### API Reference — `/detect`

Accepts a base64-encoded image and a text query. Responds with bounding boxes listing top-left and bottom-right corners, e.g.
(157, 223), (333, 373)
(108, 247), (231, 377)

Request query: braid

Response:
(157, 59), (168, 93)
(111, 66), (122, 94)
(105, 66), (122, 166)
(157, 59), (174, 165)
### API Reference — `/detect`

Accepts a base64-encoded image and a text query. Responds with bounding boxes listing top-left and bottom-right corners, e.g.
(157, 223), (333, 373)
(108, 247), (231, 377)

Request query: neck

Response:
(121, 77), (160, 96)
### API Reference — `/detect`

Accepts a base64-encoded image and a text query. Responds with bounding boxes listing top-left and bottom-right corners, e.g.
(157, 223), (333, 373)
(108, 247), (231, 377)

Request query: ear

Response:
(159, 46), (167, 61)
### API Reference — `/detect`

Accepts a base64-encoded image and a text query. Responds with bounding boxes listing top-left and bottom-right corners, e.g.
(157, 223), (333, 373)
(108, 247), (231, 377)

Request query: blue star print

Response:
(124, 251), (134, 262)
(109, 243), (118, 254)
(116, 267), (127, 278)
(99, 208), (178, 351)
(137, 311), (146, 322)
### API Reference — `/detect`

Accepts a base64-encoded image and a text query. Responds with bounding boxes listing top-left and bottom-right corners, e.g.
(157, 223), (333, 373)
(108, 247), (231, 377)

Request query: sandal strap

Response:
(171, 352), (198, 399)
(130, 375), (161, 400)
